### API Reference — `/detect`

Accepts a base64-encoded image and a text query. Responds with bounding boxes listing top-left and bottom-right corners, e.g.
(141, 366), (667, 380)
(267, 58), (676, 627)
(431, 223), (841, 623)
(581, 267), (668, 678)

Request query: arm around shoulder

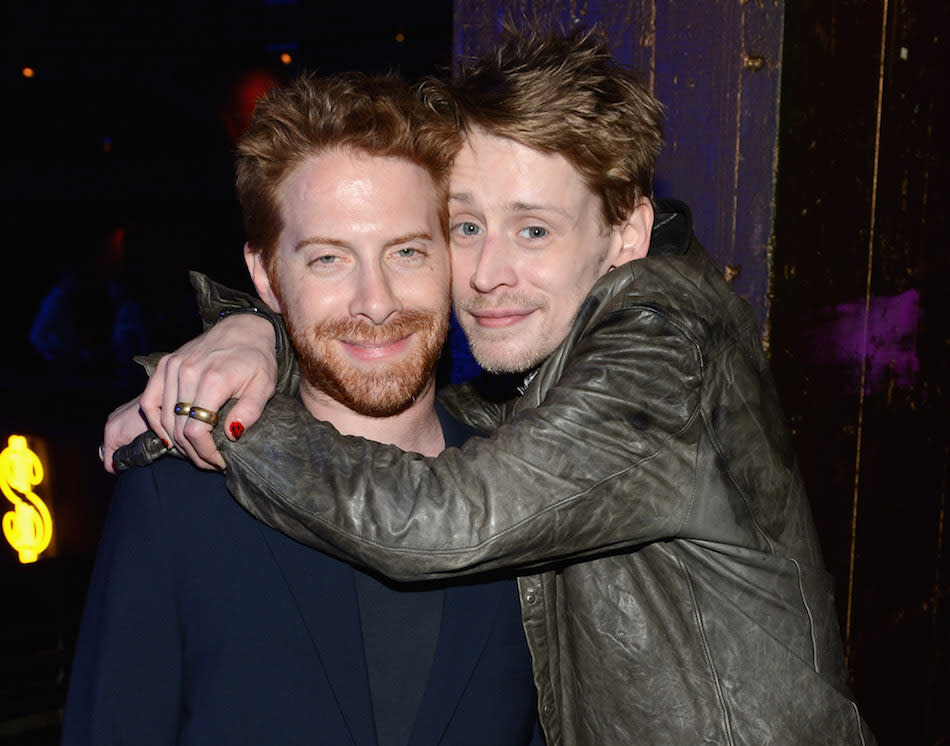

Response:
(215, 303), (704, 581)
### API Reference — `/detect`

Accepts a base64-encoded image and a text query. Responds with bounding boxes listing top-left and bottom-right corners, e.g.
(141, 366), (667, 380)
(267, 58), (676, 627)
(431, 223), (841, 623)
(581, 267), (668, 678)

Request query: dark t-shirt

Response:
(356, 404), (485, 746)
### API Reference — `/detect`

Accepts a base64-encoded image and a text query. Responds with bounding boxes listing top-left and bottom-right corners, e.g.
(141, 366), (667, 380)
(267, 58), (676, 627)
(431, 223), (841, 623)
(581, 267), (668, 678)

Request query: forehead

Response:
(449, 129), (597, 212)
(280, 149), (442, 235)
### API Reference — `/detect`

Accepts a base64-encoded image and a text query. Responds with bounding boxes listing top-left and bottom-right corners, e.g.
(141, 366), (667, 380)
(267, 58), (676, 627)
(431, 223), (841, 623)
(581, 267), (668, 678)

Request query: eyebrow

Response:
(449, 192), (474, 205)
(509, 201), (573, 220)
(449, 192), (573, 220)
(294, 236), (346, 252)
(294, 231), (433, 252)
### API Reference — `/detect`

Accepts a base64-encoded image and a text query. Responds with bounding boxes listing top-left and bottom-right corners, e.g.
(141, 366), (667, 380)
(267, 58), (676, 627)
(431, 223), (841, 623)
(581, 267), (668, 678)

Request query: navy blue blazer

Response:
(63, 419), (542, 745)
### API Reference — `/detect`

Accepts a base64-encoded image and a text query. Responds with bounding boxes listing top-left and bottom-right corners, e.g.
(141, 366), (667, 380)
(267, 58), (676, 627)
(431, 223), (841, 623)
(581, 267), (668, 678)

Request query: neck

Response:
(299, 378), (445, 457)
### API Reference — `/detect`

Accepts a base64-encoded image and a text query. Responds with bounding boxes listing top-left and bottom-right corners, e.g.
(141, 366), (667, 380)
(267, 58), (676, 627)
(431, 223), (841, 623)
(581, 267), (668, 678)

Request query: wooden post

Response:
(453, 0), (784, 328)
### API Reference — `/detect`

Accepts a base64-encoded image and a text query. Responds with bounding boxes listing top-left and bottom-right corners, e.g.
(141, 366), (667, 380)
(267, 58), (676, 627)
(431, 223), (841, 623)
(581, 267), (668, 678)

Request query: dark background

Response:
(0, 3), (451, 742)
(3, 0), (454, 395)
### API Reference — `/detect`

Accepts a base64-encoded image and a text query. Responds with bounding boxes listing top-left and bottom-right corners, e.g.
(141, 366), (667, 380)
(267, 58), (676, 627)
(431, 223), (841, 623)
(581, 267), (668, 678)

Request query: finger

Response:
(168, 351), (217, 463)
(160, 353), (187, 447)
(181, 417), (226, 470)
(172, 404), (204, 467)
(140, 356), (172, 447)
(102, 399), (148, 474)
(220, 378), (270, 441)
(172, 414), (204, 468)
(103, 447), (117, 474)
(184, 371), (233, 467)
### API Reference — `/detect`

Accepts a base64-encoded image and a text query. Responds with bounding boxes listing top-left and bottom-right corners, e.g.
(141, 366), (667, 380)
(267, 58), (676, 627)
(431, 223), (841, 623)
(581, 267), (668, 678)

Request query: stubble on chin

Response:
(459, 318), (552, 375)
(454, 291), (554, 374)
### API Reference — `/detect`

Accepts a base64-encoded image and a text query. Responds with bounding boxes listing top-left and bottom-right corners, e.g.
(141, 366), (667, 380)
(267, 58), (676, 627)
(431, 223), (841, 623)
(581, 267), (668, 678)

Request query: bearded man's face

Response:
(250, 149), (451, 418)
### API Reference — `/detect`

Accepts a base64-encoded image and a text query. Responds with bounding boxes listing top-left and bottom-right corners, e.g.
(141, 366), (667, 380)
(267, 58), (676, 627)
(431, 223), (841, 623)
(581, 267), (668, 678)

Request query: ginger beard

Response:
(285, 308), (449, 418)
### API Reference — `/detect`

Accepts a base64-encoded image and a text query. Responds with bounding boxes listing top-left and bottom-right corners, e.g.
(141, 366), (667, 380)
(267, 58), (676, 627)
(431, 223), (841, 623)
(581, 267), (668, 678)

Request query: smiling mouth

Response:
(469, 309), (535, 329)
(340, 334), (412, 360)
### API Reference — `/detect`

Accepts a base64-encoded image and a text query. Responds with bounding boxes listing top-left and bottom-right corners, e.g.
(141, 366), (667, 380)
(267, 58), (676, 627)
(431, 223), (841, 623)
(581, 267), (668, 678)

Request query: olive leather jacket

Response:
(133, 201), (874, 744)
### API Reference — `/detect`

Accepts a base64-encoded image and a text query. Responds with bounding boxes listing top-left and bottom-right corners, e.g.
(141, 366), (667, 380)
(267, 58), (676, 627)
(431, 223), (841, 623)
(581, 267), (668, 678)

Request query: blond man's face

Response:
(448, 130), (629, 373)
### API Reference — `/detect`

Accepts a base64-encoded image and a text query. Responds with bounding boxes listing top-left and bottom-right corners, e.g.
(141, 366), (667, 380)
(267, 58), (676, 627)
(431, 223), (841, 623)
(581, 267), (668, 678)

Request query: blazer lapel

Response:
(407, 580), (504, 744)
(259, 526), (378, 746)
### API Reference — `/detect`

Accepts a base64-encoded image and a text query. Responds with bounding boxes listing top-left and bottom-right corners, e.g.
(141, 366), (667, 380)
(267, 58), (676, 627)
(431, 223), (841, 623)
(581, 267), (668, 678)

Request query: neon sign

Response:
(1, 435), (52, 563)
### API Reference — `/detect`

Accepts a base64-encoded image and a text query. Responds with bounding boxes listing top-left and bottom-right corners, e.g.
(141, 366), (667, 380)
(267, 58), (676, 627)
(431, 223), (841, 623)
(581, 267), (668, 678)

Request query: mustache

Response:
(313, 310), (443, 345)
(456, 292), (543, 313)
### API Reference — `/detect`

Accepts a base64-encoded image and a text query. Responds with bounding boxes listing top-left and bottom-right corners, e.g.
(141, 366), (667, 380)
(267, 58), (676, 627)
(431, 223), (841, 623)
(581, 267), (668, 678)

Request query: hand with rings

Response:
(127, 313), (278, 471)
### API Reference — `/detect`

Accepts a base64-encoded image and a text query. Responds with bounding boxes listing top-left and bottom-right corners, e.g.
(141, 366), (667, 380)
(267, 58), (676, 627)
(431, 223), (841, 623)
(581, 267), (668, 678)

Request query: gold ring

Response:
(187, 406), (219, 427)
(174, 401), (194, 416)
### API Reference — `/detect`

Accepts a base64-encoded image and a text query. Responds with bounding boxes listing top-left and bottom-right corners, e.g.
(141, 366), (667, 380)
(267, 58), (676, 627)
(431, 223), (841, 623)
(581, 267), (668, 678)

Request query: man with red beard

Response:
(62, 74), (543, 746)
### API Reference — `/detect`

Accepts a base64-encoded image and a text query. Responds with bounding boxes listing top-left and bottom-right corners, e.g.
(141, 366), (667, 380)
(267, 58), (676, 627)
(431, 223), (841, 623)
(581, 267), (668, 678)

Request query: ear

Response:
(607, 197), (653, 269)
(244, 243), (282, 313)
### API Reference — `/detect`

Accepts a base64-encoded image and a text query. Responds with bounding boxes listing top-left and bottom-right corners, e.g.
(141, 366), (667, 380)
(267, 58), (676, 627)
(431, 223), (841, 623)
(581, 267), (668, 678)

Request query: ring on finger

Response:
(174, 401), (194, 416)
(186, 406), (219, 427)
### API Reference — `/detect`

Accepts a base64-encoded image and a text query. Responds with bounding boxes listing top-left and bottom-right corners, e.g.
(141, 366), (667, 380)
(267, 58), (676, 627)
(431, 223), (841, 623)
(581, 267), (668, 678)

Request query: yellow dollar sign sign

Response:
(1, 435), (52, 563)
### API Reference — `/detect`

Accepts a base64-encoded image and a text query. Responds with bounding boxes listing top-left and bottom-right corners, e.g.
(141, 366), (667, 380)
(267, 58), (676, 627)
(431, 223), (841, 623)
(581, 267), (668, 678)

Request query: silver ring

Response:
(98, 444), (105, 463)
(187, 406), (219, 427)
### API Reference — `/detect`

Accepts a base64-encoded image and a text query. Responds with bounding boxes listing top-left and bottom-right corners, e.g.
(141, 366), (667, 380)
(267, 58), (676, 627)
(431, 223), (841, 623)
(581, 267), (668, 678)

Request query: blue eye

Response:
(519, 226), (547, 239)
(454, 222), (482, 236)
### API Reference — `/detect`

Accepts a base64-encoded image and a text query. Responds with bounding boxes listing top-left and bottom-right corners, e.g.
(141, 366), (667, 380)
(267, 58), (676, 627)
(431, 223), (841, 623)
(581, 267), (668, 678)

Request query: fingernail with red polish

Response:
(230, 421), (245, 440)
(161, 438), (170, 448)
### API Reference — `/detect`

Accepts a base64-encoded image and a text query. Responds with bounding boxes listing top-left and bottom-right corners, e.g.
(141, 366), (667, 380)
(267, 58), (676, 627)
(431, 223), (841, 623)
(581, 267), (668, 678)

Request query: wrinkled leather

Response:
(149, 201), (873, 745)
(111, 429), (170, 471)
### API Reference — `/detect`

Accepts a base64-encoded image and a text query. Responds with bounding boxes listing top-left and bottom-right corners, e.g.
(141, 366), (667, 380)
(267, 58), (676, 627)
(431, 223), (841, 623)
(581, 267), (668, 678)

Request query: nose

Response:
(469, 233), (517, 293)
(349, 261), (401, 324)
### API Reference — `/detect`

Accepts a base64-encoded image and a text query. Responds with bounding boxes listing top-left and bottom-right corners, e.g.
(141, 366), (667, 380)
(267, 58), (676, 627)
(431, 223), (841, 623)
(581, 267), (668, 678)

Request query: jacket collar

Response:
(649, 198), (693, 256)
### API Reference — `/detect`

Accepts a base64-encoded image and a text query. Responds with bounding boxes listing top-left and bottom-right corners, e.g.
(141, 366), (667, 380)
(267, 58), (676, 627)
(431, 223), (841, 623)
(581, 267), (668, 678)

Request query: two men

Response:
(108, 27), (874, 745)
(64, 73), (542, 745)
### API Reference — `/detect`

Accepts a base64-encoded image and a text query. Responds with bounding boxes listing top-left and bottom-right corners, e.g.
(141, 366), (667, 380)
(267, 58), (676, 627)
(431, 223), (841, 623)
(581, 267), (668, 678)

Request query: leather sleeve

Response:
(112, 430), (172, 472)
(212, 287), (704, 582)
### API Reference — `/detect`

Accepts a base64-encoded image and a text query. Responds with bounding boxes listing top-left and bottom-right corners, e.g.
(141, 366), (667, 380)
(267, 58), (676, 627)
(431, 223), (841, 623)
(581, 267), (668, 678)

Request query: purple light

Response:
(801, 289), (921, 395)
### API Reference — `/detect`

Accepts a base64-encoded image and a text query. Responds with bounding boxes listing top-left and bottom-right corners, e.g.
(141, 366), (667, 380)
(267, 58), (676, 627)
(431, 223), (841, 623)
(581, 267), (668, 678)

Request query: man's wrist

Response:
(216, 307), (281, 355)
